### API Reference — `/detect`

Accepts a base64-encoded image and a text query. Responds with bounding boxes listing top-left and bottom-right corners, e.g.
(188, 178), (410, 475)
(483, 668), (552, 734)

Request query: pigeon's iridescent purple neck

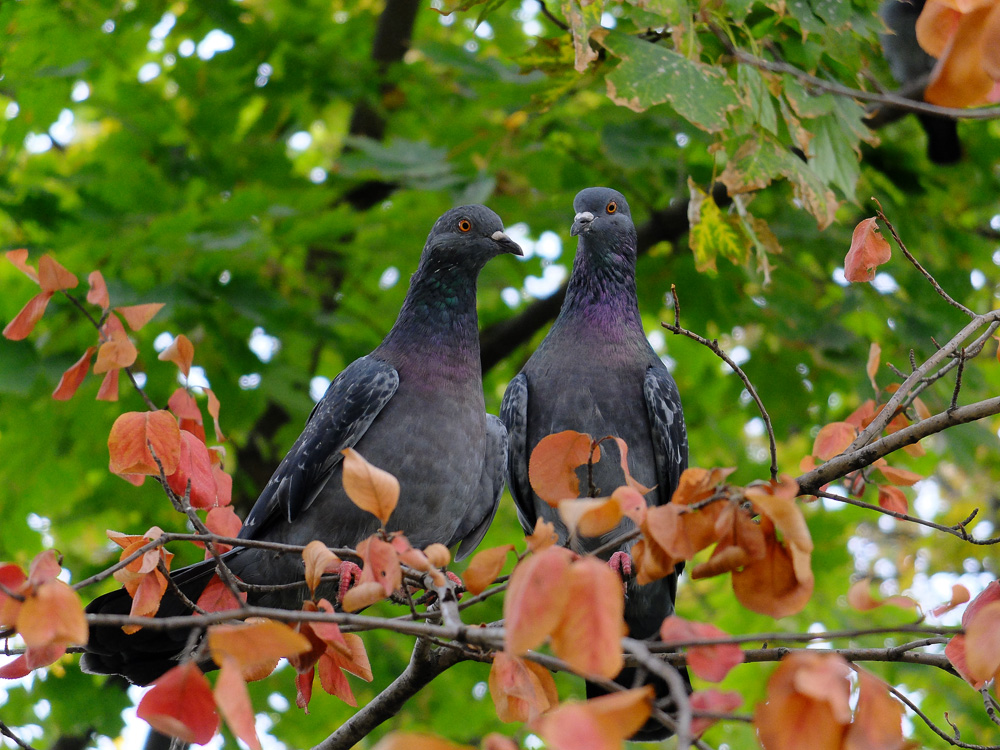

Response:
(376, 262), (482, 383)
(558, 229), (643, 336)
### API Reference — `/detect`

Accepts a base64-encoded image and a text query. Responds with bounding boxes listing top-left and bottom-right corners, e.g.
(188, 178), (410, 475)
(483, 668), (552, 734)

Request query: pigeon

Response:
(501, 187), (689, 740)
(82, 205), (522, 684)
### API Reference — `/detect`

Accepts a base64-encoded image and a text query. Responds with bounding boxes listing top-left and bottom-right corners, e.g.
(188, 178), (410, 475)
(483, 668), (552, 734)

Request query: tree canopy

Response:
(2, 0), (1000, 748)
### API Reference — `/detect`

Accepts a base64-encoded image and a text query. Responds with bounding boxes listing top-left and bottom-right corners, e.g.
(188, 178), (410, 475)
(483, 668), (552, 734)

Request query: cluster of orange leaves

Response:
(916, 0), (1000, 108)
(801, 342), (926, 515)
(0, 550), (88, 679)
(526, 430), (815, 619)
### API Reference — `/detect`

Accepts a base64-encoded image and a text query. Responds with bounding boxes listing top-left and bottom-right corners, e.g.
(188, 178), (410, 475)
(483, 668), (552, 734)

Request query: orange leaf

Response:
(303, 541), (341, 598)
(844, 218), (891, 283)
(843, 669), (915, 750)
(916, 0), (962, 57)
(208, 619), (310, 672)
(136, 662), (220, 745)
(504, 546), (574, 654)
(660, 616), (744, 682)
(204, 506), (242, 548)
(122, 570), (169, 633)
(982, 3), (1000, 80)
(214, 657), (261, 750)
(732, 517), (813, 618)
(6, 249), (38, 283)
(423, 543), (451, 568)
(93, 336), (137, 374)
(372, 733), (473, 750)
(357, 536), (402, 596)
(611, 485), (647, 524)
(166, 430), (218, 507)
(195, 575), (247, 614)
(341, 581), (386, 612)
(341, 448), (399, 525)
(690, 689), (743, 736)
(3, 292), (53, 340)
(931, 583), (970, 617)
(16, 579), (89, 648)
(528, 430), (600, 505)
(489, 651), (558, 722)
(845, 400), (877, 430)
(925, 5), (997, 107)
(463, 544), (514, 596)
(525, 518), (559, 552)
(37, 255), (78, 293)
(533, 687), (654, 750)
(28, 549), (63, 586)
(965, 600), (1000, 683)
(631, 537), (677, 586)
(96, 369), (120, 402)
(483, 734), (520, 750)
(610, 436), (654, 494)
(318, 648), (357, 706)
(108, 410), (182, 476)
(116, 303), (164, 331)
(87, 270), (110, 309)
(877, 485), (908, 514)
(167, 387), (202, 423)
(328, 632), (373, 681)
(670, 466), (736, 504)
(846, 578), (917, 612)
(812, 422), (857, 461)
(205, 387), (225, 441)
(877, 465), (922, 486)
(866, 342), (880, 391)
(213, 465), (233, 506)
(0, 564), (27, 628)
(754, 652), (851, 750)
(550, 556), (626, 679)
(52, 346), (96, 400)
(961, 581), (1000, 627)
(558, 497), (624, 539)
(158, 333), (195, 378)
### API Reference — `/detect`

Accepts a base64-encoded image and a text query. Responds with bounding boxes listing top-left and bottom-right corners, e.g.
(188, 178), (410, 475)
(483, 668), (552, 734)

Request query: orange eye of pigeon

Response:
(458, 219), (472, 232)
(606, 201), (617, 214)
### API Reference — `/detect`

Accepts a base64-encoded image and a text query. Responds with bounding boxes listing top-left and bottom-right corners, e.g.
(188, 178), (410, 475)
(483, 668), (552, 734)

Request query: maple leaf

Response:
(844, 218), (891, 282)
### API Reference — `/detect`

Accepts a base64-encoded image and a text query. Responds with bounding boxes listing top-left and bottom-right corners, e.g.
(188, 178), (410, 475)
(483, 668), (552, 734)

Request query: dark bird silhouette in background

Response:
(501, 187), (689, 740)
(880, 0), (962, 164)
(83, 205), (522, 685)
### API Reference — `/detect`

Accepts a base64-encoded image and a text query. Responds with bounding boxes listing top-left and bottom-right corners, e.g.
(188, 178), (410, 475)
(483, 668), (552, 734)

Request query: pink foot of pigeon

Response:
(446, 570), (464, 599)
(337, 561), (363, 605)
(609, 551), (633, 592)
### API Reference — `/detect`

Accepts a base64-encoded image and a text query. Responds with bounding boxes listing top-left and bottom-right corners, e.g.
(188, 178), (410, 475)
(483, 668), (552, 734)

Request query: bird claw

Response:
(609, 551), (633, 580)
(446, 571), (465, 599)
(336, 561), (363, 605)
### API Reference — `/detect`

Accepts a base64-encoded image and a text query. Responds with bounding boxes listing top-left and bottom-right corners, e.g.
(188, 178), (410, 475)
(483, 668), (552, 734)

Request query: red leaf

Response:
(208, 620), (311, 672)
(93, 336), (137, 374)
(96, 369), (120, 402)
(843, 669), (912, 750)
(489, 651), (558, 722)
(357, 536), (402, 596)
(533, 687), (654, 750)
(28, 549), (62, 586)
(158, 333), (194, 378)
(52, 347), (96, 401)
(214, 657), (261, 750)
(876, 485), (908, 514)
(931, 584), (970, 617)
(3, 292), (53, 341)
(812, 422), (857, 461)
(844, 218), (891, 283)
(690, 689), (742, 736)
(504, 546), (574, 655)
(204, 506), (242, 548)
(87, 270), (110, 309)
(877, 465), (922, 486)
(37, 255), (78, 293)
(166, 430), (219, 508)
(108, 411), (182, 476)
(866, 342), (880, 391)
(167, 388), (203, 422)
(295, 668), (314, 712)
(965, 600), (1000, 683)
(660, 616), (744, 682)
(205, 388), (225, 441)
(213, 464), (233, 506)
(529, 430), (600, 505)
(16, 579), (89, 649)
(196, 575), (247, 613)
(6, 249), (38, 282)
(0, 564), (27, 627)
(318, 649), (357, 706)
(136, 662), (220, 745)
(116, 303), (164, 331)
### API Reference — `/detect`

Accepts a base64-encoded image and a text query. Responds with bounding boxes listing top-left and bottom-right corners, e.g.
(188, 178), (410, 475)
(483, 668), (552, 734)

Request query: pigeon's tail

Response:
(80, 556), (222, 685)
(586, 661), (693, 742)
(917, 114), (962, 165)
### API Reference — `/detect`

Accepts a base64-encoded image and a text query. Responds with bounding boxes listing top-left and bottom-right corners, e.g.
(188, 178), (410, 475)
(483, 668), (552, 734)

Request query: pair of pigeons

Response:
(84, 187), (688, 737)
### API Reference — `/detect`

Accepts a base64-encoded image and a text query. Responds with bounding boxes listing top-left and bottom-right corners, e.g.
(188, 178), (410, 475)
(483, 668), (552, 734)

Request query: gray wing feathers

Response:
(500, 372), (534, 533)
(240, 356), (399, 538)
(643, 366), (689, 507)
(452, 414), (508, 560)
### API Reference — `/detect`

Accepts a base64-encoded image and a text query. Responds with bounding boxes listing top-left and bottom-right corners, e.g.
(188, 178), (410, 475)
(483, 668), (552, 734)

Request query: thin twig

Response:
(887, 683), (1000, 749)
(536, 0), (569, 31)
(0, 721), (39, 750)
(663, 285), (779, 480)
(624, 637), (694, 749)
(950, 349), (966, 411)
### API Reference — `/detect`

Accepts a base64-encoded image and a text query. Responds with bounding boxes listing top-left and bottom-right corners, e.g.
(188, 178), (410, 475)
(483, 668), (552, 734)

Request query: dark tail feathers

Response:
(80, 557), (219, 685)
(586, 662), (693, 742)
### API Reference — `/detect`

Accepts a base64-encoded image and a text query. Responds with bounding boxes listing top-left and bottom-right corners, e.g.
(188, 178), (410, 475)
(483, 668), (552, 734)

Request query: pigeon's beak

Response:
(571, 211), (594, 236)
(492, 230), (523, 256)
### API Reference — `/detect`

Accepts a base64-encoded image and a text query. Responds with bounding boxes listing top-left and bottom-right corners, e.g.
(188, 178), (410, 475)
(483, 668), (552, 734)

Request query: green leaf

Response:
(808, 113), (860, 200)
(688, 180), (748, 273)
(738, 65), (778, 135)
(599, 30), (739, 132)
(561, 0), (606, 72)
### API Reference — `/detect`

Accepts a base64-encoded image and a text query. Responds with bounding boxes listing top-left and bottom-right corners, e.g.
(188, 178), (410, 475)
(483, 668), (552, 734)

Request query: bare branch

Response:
(624, 637), (694, 749)
(887, 682), (1000, 749)
(0, 721), (39, 750)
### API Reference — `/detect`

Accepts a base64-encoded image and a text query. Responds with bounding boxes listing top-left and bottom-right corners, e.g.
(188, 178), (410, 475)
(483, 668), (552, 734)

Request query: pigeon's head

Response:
(423, 205), (523, 271)
(570, 187), (633, 239)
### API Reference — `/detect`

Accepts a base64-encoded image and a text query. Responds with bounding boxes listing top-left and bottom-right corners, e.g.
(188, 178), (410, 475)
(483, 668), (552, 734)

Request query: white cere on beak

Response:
(574, 211), (594, 223)
(492, 231), (509, 241)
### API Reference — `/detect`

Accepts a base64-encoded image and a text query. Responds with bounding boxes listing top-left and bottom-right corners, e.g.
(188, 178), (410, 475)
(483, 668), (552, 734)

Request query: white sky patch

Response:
(646, 329), (665, 353)
(820, 483), (846, 511)
(806, 622), (831, 649)
(501, 287), (521, 308)
(133, 372), (147, 389)
(310, 376), (331, 402)
(6, 101), (19, 119)
(287, 131), (312, 151)
(153, 331), (174, 352)
(971, 268), (987, 289)
(239, 373), (262, 390)
(49, 109), (76, 146)
(183, 366), (210, 390)
(151, 12), (176, 39)
(378, 266), (399, 290)
(524, 264), (566, 299)
(524, 735), (545, 750)
(71, 81), (90, 102)
(197, 29), (235, 60)
(472, 680), (488, 699)
(309, 167), (327, 184)
(249, 326), (281, 363)
(137, 62), (161, 83)
(744, 417), (765, 438)
(24, 133), (53, 154)
(913, 479), (942, 519)
(474, 21), (493, 39)
(675, 132), (690, 147)
(991, 214), (1000, 231)
(506, 222), (536, 259)
(872, 272), (899, 294)
(600, 11), (617, 27)
(832, 267), (849, 287)
(535, 230), (562, 260)
(178, 39), (196, 57)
